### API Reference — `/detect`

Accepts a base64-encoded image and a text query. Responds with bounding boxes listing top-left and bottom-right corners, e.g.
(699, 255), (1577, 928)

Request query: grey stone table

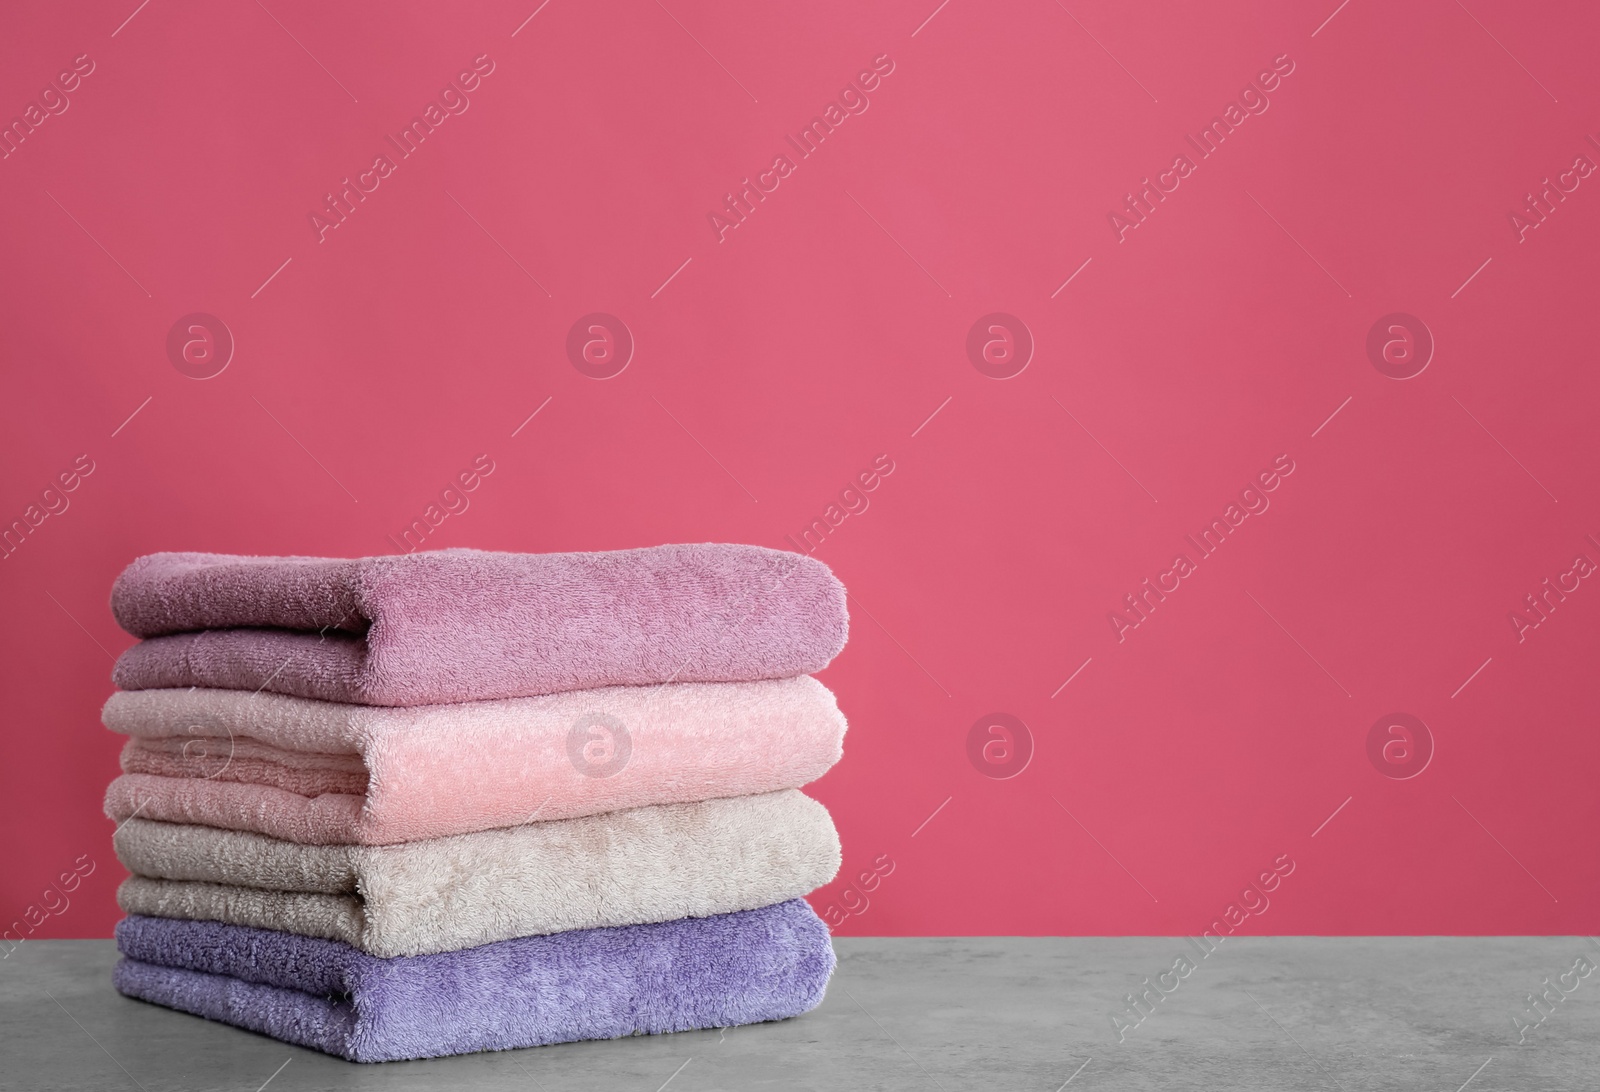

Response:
(2, 938), (1596, 1091)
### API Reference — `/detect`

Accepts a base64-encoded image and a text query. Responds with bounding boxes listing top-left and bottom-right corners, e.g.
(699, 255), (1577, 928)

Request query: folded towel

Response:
(114, 790), (840, 957)
(119, 737), (368, 798)
(113, 900), (834, 1062)
(102, 676), (845, 844)
(111, 545), (847, 705)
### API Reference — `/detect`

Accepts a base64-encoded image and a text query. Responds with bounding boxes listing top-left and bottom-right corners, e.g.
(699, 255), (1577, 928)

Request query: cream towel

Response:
(115, 790), (839, 957)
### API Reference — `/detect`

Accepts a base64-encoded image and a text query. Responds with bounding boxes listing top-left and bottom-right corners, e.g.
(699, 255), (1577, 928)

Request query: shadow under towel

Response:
(109, 545), (848, 705)
(113, 900), (835, 1062)
(114, 790), (841, 957)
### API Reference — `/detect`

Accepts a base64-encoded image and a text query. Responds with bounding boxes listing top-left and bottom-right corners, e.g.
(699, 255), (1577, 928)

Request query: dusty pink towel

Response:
(121, 738), (367, 797)
(111, 545), (847, 706)
(102, 676), (846, 845)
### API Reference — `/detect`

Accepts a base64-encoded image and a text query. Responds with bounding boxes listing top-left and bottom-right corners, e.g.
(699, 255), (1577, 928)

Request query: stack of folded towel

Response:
(103, 544), (850, 1062)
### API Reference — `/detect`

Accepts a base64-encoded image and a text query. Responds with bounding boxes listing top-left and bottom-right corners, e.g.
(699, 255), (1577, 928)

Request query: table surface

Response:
(2, 937), (1596, 1091)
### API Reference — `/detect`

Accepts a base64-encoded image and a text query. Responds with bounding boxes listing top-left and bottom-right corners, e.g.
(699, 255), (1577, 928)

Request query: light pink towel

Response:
(102, 677), (846, 845)
(111, 545), (847, 706)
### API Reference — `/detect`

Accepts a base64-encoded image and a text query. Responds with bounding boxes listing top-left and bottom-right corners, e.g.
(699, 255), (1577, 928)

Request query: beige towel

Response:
(115, 790), (839, 957)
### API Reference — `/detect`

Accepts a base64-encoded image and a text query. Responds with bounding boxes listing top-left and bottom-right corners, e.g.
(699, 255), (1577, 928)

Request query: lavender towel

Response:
(110, 546), (847, 706)
(113, 900), (834, 1062)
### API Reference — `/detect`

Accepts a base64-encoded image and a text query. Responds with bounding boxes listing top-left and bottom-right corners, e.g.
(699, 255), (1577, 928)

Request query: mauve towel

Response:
(114, 900), (835, 1062)
(110, 545), (847, 706)
(114, 790), (841, 957)
(103, 676), (846, 844)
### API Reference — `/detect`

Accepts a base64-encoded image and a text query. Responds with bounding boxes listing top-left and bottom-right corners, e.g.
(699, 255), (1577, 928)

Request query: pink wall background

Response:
(2, 0), (1597, 940)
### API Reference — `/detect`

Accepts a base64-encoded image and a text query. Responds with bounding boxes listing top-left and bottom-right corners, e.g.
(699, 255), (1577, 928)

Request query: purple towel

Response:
(110, 545), (847, 705)
(113, 900), (835, 1062)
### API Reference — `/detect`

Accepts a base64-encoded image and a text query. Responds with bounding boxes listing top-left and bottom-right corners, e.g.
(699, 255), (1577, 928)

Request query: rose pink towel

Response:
(120, 737), (368, 797)
(103, 676), (846, 844)
(110, 545), (847, 705)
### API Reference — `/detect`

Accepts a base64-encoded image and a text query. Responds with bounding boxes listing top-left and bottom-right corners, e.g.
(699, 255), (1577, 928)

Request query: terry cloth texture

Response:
(113, 901), (835, 1062)
(114, 790), (841, 957)
(110, 545), (848, 705)
(103, 676), (847, 844)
